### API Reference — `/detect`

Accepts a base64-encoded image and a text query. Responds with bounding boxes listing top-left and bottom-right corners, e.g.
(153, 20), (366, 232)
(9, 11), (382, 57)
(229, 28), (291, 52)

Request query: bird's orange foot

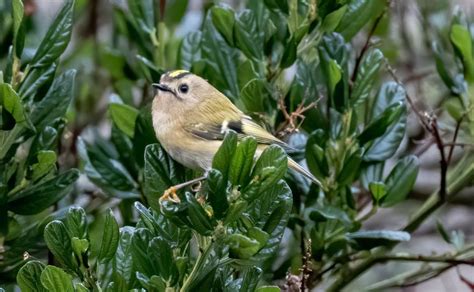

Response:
(159, 186), (181, 204)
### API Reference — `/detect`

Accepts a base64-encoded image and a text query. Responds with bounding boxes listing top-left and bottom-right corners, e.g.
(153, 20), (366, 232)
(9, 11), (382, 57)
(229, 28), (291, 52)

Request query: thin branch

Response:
(447, 116), (465, 164)
(377, 254), (474, 266)
(429, 117), (448, 201)
(351, 8), (387, 82)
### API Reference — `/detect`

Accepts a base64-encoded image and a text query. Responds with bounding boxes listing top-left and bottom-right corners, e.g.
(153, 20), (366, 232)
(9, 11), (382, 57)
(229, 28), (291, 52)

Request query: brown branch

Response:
(276, 95), (317, 138)
(429, 117), (448, 201)
(300, 237), (312, 292)
(447, 116), (465, 165)
(351, 8), (386, 82)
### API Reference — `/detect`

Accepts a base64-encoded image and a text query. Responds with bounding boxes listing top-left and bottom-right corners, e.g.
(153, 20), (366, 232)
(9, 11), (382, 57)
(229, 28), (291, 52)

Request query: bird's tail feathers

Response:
(288, 157), (322, 187)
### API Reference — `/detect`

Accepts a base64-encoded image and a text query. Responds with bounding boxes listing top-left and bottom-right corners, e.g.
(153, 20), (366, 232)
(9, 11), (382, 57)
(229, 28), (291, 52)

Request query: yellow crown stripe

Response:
(168, 70), (189, 78)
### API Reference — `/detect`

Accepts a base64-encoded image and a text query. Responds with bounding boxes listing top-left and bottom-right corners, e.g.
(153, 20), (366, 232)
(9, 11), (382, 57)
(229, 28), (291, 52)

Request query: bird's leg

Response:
(159, 175), (207, 204)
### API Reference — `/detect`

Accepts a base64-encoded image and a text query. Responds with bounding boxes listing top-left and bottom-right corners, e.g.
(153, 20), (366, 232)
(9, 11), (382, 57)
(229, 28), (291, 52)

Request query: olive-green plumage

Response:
(152, 70), (321, 186)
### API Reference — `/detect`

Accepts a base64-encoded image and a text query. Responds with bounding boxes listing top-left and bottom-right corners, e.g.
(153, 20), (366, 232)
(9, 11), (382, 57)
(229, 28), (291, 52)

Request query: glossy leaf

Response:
(212, 131), (238, 181)
(381, 156), (419, 207)
(98, 209), (120, 262)
(206, 169), (228, 219)
(235, 10), (264, 60)
(64, 207), (88, 239)
(44, 221), (75, 270)
(336, 0), (385, 40)
(211, 5), (235, 46)
(109, 103), (139, 138)
(240, 78), (271, 113)
(450, 24), (474, 82)
(30, 0), (74, 68)
(179, 31), (202, 70)
(40, 265), (74, 292)
(30, 70), (76, 131)
(8, 169), (79, 215)
(229, 136), (258, 187)
(0, 83), (26, 124)
(352, 49), (384, 105)
(17, 260), (47, 292)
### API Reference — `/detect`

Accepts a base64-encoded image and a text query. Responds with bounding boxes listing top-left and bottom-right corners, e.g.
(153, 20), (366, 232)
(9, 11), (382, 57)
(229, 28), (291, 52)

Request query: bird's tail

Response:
(288, 157), (322, 187)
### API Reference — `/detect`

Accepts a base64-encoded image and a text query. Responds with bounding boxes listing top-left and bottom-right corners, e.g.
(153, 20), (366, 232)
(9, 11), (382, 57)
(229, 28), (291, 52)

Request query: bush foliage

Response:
(1, 0), (473, 291)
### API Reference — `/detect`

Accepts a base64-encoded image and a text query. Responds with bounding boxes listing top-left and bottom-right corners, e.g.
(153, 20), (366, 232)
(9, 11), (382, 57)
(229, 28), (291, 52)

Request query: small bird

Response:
(152, 70), (321, 202)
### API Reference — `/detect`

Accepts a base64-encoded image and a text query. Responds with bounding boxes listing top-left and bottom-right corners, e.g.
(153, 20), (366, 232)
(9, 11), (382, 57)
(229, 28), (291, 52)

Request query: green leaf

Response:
(309, 205), (352, 226)
(0, 83), (26, 123)
(227, 234), (261, 259)
(369, 181), (387, 203)
(212, 131), (238, 181)
(114, 227), (135, 283)
(240, 266), (263, 292)
(127, 0), (155, 33)
(229, 136), (258, 186)
(30, 0), (74, 68)
(281, 36), (297, 68)
(251, 145), (288, 192)
(136, 54), (163, 83)
(30, 151), (57, 181)
(358, 102), (404, 145)
(40, 265), (74, 292)
(131, 228), (155, 276)
(381, 155), (419, 207)
(64, 207), (88, 239)
(149, 237), (178, 285)
(450, 24), (474, 82)
(179, 31), (202, 70)
(234, 10), (264, 60)
(164, 0), (189, 25)
(432, 42), (463, 94)
(352, 49), (384, 105)
(436, 220), (451, 244)
(12, 0), (25, 58)
(206, 169), (228, 219)
(144, 143), (186, 210)
(44, 221), (75, 270)
(321, 5), (347, 32)
(337, 148), (363, 185)
(109, 103), (139, 138)
(18, 64), (57, 102)
(71, 237), (89, 259)
(335, 0), (385, 40)
(347, 230), (410, 248)
(98, 209), (120, 262)
(240, 78), (271, 113)
(211, 5), (235, 46)
(31, 70), (76, 131)
(17, 260), (47, 292)
(8, 169), (79, 215)
(364, 82), (407, 161)
(326, 59), (342, 98)
(185, 193), (215, 235)
(201, 15), (239, 99)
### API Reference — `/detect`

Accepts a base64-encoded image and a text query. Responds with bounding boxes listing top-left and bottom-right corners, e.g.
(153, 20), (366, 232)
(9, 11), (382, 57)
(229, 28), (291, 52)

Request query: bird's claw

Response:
(159, 187), (181, 204)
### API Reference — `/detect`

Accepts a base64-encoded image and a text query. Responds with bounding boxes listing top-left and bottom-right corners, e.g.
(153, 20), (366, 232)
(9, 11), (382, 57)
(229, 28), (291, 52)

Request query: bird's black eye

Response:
(179, 84), (189, 94)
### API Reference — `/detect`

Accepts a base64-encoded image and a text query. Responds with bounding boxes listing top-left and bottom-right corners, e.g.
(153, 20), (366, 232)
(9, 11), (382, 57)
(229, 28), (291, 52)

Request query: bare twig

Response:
(276, 95), (317, 138)
(447, 116), (465, 164)
(300, 237), (312, 291)
(351, 7), (387, 82)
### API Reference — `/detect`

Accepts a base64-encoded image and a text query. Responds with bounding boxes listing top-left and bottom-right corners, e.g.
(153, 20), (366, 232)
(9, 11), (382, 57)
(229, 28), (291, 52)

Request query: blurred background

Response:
(0, 0), (473, 290)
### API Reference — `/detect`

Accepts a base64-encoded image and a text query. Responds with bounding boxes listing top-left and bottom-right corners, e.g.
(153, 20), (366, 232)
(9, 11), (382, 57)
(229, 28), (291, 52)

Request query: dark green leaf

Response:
(251, 145), (287, 192)
(109, 103), (139, 138)
(212, 131), (238, 181)
(240, 78), (271, 113)
(240, 266), (263, 292)
(17, 260), (47, 292)
(436, 220), (451, 244)
(0, 83), (26, 124)
(64, 207), (88, 239)
(234, 10), (264, 60)
(31, 70), (76, 131)
(351, 49), (384, 105)
(149, 237), (178, 285)
(321, 5), (347, 32)
(347, 230), (410, 247)
(335, 0), (385, 40)
(358, 102), (404, 145)
(114, 227), (135, 284)
(18, 64), (57, 102)
(30, 0), (74, 68)
(227, 234), (261, 259)
(337, 148), (363, 185)
(211, 5), (235, 46)
(229, 137), (258, 186)
(98, 209), (120, 262)
(309, 205), (351, 226)
(179, 31), (202, 70)
(8, 169), (79, 215)
(40, 265), (74, 292)
(131, 228), (155, 276)
(12, 0), (25, 58)
(381, 155), (419, 207)
(206, 169), (228, 219)
(450, 24), (474, 82)
(44, 221), (75, 270)
(185, 193), (215, 235)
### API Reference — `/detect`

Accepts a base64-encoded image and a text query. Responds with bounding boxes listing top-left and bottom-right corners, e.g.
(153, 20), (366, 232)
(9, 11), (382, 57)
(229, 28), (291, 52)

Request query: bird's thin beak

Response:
(152, 83), (172, 93)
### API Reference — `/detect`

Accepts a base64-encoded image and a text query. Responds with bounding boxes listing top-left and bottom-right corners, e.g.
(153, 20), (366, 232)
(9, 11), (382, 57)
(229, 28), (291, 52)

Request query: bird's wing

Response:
(184, 104), (293, 150)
